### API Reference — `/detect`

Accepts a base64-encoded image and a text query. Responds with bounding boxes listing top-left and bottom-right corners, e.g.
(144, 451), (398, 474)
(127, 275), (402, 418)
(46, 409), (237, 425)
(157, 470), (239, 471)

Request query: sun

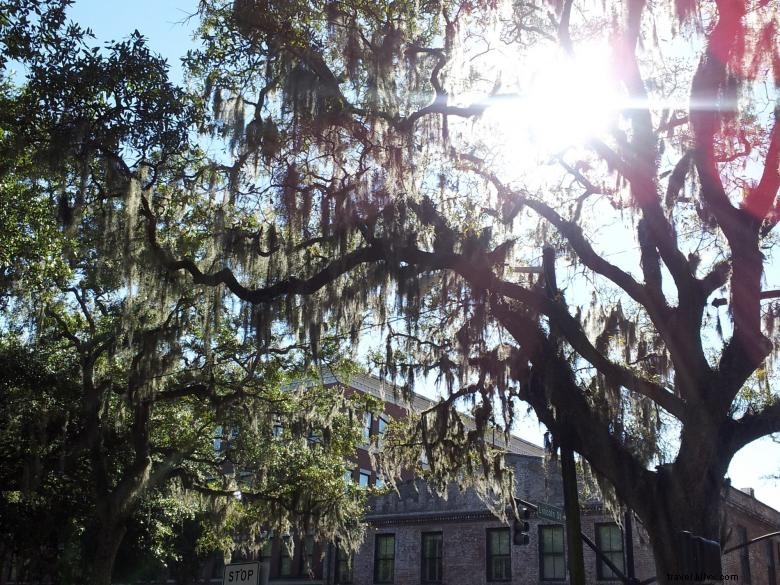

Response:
(479, 41), (624, 161)
(523, 43), (623, 150)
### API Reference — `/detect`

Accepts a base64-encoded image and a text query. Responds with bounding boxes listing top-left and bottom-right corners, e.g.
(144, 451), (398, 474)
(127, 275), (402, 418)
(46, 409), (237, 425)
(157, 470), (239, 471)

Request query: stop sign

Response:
(223, 561), (260, 585)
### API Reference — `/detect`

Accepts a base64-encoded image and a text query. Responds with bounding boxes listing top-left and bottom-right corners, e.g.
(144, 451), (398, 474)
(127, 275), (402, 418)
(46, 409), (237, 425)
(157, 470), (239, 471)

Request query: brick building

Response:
(346, 455), (656, 585)
(721, 487), (780, 585)
(105, 371), (779, 584)
(312, 372), (780, 585)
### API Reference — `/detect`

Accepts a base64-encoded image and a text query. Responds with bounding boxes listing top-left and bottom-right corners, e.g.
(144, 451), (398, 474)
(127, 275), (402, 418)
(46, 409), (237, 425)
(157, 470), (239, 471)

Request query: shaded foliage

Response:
(166, 0), (780, 581)
(2, 0), (779, 583)
(0, 2), (376, 584)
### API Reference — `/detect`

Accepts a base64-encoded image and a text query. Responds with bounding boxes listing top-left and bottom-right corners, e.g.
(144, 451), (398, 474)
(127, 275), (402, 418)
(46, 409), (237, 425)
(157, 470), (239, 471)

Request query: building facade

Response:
(332, 453), (659, 585)
(68, 371), (778, 585)
(721, 487), (780, 585)
(314, 372), (780, 585)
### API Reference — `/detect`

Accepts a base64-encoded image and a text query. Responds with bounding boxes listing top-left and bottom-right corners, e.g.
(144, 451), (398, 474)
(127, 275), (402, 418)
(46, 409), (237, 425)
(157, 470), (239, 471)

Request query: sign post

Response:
(223, 561), (261, 585)
(560, 444), (586, 585)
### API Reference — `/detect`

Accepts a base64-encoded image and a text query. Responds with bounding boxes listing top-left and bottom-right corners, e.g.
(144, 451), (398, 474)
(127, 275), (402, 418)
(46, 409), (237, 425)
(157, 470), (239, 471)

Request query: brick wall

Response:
(346, 509), (658, 585)
(294, 376), (780, 585)
(720, 488), (780, 585)
(334, 457), (780, 585)
(340, 454), (657, 585)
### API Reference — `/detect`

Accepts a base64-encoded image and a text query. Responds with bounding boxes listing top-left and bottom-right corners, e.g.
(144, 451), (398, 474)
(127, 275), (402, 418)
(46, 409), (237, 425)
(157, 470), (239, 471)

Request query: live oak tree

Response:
(159, 0), (776, 581)
(3, 0), (779, 583)
(0, 3), (371, 584)
(0, 324), (370, 585)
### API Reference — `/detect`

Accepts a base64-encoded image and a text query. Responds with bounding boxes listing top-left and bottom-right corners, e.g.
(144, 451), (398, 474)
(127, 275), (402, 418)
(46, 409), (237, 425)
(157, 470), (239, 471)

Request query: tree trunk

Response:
(0, 543), (7, 585)
(88, 520), (127, 585)
(640, 465), (724, 584)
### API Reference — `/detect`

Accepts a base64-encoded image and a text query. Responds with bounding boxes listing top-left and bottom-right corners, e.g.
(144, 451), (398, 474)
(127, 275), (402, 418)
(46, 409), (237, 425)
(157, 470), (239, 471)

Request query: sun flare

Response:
(479, 42), (624, 159)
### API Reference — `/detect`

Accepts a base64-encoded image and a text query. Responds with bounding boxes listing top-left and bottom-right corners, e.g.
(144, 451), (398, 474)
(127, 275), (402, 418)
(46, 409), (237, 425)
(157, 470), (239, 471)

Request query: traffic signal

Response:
(513, 507), (531, 546)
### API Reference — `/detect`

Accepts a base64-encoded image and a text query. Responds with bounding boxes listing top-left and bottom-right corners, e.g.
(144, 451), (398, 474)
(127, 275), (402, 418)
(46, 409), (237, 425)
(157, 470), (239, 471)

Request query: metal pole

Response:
(542, 246), (586, 585)
(722, 531), (780, 554)
(625, 509), (636, 581)
(561, 445), (586, 585)
(581, 532), (635, 585)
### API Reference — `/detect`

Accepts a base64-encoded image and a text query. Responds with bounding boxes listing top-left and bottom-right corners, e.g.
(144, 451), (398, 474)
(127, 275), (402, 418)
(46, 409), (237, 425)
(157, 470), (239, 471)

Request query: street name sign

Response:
(536, 502), (565, 523)
(223, 561), (260, 585)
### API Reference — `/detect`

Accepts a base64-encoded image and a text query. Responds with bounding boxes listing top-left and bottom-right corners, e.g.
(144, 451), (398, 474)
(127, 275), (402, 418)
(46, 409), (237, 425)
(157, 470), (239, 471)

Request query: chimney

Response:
(740, 487), (755, 498)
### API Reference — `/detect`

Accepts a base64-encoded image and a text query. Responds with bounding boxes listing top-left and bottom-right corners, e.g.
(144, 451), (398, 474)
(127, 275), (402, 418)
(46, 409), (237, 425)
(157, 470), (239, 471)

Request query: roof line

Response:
(324, 369), (545, 458)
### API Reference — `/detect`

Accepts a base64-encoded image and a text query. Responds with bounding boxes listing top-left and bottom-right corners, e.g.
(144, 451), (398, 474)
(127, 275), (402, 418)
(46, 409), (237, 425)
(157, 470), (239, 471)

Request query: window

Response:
(260, 540), (273, 563)
(362, 412), (373, 441)
(213, 425), (224, 451)
(279, 541), (293, 577)
(300, 536), (314, 575)
(421, 532), (443, 583)
(377, 416), (389, 446)
(540, 525), (566, 580)
(374, 534), (395, 583)
(738, 526), (752, 584)
(272, 414), (284, 438)
(767, 539), (776, 585)
(335, 545), (353, 584)
(486, 528), (511, 581)
(375, 475), (385, 489)
(344, 468), (354, 484)
(595, 523), (624, 580)
(359, 470), (371, 488)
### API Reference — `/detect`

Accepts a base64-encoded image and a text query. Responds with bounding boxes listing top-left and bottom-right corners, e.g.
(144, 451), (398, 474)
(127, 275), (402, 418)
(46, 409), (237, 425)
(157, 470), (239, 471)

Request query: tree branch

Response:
(456, 151), (662, 315)
(743, 108), (780, 221)
(556, 0), (574, 57)
(67, 287), (95, 334)
(689, 0), (747, 242)
(392, 243), (687, 419)
(727, 401), (780, 454)
(140, 192), (384, 304)
(44, 306), (82, 351)
(491, 301), (657, 518)
(522, 197), (655, 310)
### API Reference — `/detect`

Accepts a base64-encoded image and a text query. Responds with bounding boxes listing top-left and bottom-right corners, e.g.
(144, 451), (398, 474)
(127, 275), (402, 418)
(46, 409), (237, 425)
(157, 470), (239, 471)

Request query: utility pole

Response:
(561, 444), (586, 585)
(542, 246), (586, 585)
(625, 510), (636, 582)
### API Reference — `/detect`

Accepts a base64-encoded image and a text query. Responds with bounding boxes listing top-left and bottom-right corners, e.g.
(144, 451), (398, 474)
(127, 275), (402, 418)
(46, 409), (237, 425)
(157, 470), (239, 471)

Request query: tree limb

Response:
(140, 192), (384, 304)
(689, 0), (747, 242)
(727, 401), (780, 454)
(392, 244), (687, 419)
(743, 108), (780, 221)
(491, 300), (658, 519)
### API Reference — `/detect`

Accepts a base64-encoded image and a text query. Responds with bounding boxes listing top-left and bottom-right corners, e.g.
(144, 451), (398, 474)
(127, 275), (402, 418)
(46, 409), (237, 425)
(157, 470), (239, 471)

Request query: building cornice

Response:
(724, 487), (780, 528)
(325, 370), (546, 458)
(367, 509), (499, 526)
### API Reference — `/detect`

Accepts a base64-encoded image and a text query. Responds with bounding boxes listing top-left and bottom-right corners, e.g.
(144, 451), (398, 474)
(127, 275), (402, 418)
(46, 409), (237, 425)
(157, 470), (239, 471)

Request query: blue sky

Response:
(67, 0), (198, 84)
(65, 0), (780, 510)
